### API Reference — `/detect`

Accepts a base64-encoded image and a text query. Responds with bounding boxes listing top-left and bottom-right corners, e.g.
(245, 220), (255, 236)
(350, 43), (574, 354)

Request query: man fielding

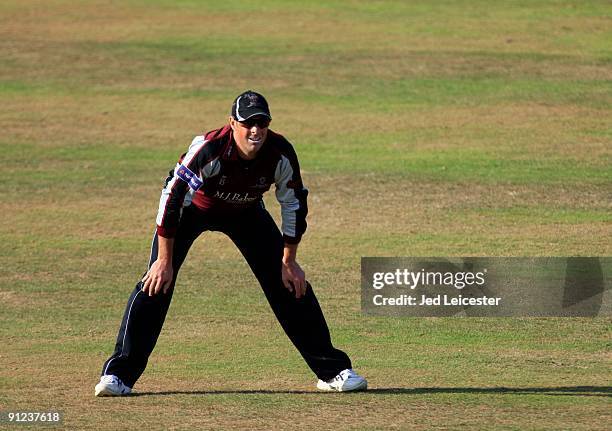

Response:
(95, 90), (367, 396)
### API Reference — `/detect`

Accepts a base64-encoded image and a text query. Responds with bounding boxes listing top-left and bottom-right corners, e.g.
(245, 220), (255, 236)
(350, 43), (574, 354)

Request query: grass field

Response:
(1, 0), (610, 429)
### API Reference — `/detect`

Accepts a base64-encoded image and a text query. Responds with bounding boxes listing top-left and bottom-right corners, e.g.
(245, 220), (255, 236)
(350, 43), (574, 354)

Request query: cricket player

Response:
(95, 90), (367, 396)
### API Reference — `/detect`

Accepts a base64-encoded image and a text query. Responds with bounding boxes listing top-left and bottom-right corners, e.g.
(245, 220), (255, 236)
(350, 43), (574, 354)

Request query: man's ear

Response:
(228, 116), (235, 130)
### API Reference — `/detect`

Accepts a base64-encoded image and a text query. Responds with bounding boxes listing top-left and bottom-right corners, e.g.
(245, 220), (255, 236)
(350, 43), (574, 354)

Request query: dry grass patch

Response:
(302, 175), (611, 230)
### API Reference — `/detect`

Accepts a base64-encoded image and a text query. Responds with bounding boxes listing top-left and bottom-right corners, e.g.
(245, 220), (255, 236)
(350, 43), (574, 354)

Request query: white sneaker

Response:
(316, 369), (367, 392)
(95, 375), (132, 397)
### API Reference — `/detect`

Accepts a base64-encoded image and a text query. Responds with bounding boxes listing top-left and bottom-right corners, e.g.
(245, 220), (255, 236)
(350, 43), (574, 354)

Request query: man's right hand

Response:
(141, 259), (174, 296)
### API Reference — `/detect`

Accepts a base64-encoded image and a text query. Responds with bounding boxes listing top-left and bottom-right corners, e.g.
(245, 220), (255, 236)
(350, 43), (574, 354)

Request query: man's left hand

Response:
(282, 260), (306, 299)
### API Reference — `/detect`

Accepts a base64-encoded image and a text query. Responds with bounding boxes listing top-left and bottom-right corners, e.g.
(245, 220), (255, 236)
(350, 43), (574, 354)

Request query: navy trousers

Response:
(101, 204), (351, 388)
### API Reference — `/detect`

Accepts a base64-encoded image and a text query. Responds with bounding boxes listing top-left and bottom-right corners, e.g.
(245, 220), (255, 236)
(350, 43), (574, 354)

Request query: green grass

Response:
(1, 0), (611, 430)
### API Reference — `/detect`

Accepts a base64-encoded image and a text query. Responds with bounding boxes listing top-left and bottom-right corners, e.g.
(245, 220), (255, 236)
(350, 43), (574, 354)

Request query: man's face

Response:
(230, 116), (270, 160)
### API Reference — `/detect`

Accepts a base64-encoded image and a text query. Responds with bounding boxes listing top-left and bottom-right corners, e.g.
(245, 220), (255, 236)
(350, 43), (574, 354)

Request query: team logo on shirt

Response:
(250, 176), (269, 190)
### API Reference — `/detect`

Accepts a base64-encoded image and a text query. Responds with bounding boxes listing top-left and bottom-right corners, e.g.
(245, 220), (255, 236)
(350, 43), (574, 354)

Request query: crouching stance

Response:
(95, 91), (366, 396)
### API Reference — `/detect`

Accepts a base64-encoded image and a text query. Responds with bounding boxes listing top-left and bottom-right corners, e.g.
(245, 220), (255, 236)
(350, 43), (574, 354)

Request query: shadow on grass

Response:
(132, 386), (611, 397)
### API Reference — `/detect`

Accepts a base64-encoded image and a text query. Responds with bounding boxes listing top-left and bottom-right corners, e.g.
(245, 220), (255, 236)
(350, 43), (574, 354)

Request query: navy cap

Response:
(231, 90), (272, 121)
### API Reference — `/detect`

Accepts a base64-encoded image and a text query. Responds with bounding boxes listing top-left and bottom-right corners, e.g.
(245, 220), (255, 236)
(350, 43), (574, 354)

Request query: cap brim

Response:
(236, 109), (271, 121)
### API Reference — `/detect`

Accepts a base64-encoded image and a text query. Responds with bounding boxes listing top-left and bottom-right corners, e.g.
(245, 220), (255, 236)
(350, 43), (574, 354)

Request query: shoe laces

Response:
(101, 375), (120, 385)
(335, 369), (356, 382)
